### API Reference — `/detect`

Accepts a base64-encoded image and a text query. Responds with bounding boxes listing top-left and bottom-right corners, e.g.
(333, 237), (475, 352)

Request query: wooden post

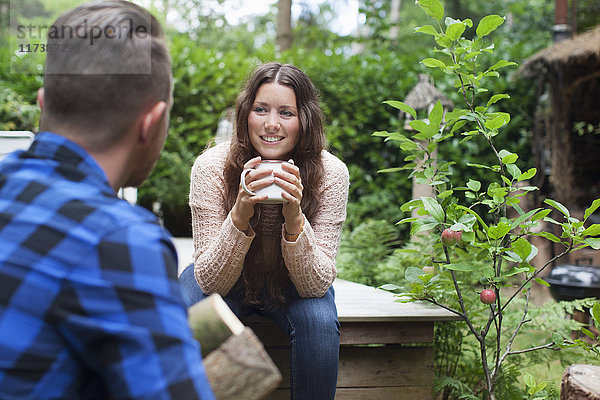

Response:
(276, 0), (292, 51)
(561, 364), (600, 400)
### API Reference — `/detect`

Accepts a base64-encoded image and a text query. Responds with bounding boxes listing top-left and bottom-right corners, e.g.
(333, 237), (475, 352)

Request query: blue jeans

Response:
(179, 264), (339, 400)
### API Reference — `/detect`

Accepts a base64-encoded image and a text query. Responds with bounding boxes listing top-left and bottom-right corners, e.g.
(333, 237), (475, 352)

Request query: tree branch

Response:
(507, 342), (558, 355)
(501, 247), (571, 312)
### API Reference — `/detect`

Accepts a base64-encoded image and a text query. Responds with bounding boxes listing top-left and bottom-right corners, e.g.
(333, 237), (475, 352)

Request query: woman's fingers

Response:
(245, 174), (275, 194)
(276, 162), (303, 199)
(243, 156), (262, 170)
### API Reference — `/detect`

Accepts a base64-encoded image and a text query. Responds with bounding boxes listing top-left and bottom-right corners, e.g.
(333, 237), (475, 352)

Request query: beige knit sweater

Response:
(189, 141), (349, 298)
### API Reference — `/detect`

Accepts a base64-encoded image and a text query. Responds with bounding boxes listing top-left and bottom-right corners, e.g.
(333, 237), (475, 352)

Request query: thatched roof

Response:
(403, 74), (454, 111)
(520, 25), (600, 78)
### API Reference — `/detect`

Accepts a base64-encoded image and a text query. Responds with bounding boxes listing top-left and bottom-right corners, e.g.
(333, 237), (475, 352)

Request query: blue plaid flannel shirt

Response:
(0, 132), (215, 399)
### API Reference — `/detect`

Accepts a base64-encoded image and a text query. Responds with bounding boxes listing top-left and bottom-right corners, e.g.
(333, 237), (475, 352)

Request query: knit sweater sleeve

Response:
(189, 144), (254, 296)
(281, 152), (349, 297)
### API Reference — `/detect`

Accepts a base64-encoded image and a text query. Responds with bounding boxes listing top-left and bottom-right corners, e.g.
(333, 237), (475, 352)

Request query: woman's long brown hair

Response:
(223, 62), (326, 309)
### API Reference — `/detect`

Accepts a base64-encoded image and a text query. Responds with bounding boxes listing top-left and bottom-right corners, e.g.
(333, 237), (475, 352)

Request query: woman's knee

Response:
(287, 287), (339, 338)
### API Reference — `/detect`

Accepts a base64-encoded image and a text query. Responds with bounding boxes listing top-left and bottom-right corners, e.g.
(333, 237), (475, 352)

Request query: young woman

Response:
(179, 62), (349, 399)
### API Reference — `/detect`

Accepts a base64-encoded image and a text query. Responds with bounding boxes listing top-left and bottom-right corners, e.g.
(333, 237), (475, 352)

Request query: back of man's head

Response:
(41, 0), (171, 151)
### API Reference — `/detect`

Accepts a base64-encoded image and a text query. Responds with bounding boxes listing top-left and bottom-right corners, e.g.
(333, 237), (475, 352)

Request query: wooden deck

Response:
(172, 238), (462, 399)
(247, 279), (461, 400)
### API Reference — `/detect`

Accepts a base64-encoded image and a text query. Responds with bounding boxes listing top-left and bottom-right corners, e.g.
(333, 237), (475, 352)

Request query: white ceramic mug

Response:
(240, 160), (288, 204)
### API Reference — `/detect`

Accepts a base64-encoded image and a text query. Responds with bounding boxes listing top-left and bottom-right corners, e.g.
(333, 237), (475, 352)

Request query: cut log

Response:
(188, 294), (245, 357)
(561, 364), (600, 400)
(203, 327), (282, 400)
(187, 294), (282, 400)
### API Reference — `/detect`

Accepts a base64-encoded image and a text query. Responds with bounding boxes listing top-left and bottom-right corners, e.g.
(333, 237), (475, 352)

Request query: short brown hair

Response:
(42, 0), (171, 150)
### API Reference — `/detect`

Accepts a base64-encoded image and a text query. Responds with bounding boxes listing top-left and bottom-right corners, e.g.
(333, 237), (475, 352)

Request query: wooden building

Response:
(521, 25), (600, 212)
(521, 25), (600, 266)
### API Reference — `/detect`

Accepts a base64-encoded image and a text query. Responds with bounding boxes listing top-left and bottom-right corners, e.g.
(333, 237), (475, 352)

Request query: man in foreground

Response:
(0, 1), (214, 398)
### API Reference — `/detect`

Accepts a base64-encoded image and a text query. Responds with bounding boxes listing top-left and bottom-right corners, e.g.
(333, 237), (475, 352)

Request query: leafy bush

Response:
(337, 219), (401, 286)
(0, 86), (39, 131)
(371, 1), (600, 399)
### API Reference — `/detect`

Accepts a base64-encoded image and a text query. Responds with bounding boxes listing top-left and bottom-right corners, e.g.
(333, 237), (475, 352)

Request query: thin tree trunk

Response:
(389, 0), (401, 40)
(276, 0), (292, 51)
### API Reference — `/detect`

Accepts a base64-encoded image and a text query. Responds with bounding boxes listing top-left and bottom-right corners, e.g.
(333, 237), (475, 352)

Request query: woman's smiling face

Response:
(248, 83), (300, 160)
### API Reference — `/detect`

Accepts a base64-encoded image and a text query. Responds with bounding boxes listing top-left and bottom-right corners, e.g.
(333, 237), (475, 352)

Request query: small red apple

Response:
(422, 266), (435, 274)
(441, 228), (462, 246)
(480, 289), (496, 305)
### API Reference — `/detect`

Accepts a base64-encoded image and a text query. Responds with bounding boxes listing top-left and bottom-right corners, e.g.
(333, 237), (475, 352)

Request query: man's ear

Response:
(139, 101), (168, 144)
(37, 88), (45, 110)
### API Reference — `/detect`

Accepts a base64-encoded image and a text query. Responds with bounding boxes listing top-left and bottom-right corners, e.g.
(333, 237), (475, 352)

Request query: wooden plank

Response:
(247, 319), (434, 347)
(241, 279), (460, 324)
(263, 386), (432, 400)
(333, 279), (460, 322)
(340, 321), (433, 344)
(267, 345), (433, 388)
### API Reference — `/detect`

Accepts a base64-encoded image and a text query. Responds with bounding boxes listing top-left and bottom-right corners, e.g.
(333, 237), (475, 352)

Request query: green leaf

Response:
(417, 0), (444, 21)
(581, 328), (596, 340)
(523, 373), (534, 388)
(584, 198), (600, 222)
(410, 120), (429, 133)
(378, 167), (405, 173)
(487, 222), (511, 240)
(383, 100), (417, 120)
(422, 197), (445, 223)
(584, 238), (600, 249)
(486, 94), (509, 108)
(401, 198), (423, 212)
(518, 167), (537, 182)
(397, 217), (419, 225)
(488, 60), (518, 71)
(506, 164), (520, 179)
(450, 120), (467, 134)
(535, 278), (550, 287)
(405, 267), (425, 283)
(446, 22), (466, 41)
(467, 179), (481, 192)
(544, 199), (570, 217)
(511, 208), (540, 229)
(435, 35), (453, 48)
(501, 153), (519, 165)
(446, 262), (477, 272)
(532, 209), (551, 221)
(421, 58), (446, 69)
(535, 231), (561, 243)
(379, 283), (403, 291)
(592, 303), (600, 326)
(582, 224), (600, 236)
(498, 149), (512, 159)
(438, 189), (453, 199)
(394, 248), (421, 255)
(429, 100), (443, 128)
(512, 237), (532, 261)
(413, 221), (439, 234)
(414, 25), (438, 36)
(468, 162), (496, 171)
(485, 114), (510, 130)
(476, 15), (505, 38)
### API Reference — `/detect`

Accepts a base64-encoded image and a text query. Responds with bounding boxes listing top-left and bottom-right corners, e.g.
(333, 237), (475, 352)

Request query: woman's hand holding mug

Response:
(233, 158), (304, 234)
